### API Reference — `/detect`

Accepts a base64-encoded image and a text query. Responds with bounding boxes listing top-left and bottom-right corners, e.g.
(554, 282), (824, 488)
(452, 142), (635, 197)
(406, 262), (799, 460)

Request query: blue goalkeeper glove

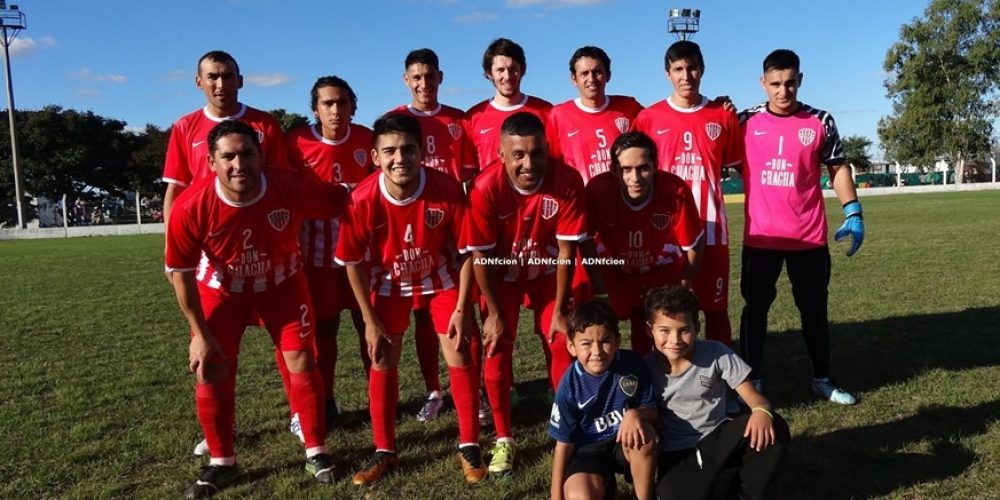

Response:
(834, 200), (864, 257)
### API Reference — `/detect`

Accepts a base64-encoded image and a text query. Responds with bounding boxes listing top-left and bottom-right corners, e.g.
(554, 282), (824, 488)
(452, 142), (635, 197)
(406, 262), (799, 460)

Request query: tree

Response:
(842, 135), (874, 173)
(878, 0), (1000, 181)
(268, 108), (309, 133)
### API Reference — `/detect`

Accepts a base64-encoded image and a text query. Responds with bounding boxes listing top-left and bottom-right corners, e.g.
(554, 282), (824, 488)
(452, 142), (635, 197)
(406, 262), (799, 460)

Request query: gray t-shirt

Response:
(643, 340), (751, 451)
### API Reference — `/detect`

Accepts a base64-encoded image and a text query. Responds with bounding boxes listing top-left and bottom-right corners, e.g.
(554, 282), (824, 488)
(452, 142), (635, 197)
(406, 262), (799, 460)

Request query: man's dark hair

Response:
(405, 48), (440, 70)
(644, 285), (699, 324)
(567, 300), (620, 341)
(664, 40), (704, 71)
(569, 46), (611, 74)
(482, 38), (526, 76)
(763, 49), (800, 73)
(500, 111), (544, 138)
(198, 50), (240, 75)
(310, 76), (358, 116)
(372, 112), (422, 146)
(208, 120), (259, 155)
(610, 131), (658, 171)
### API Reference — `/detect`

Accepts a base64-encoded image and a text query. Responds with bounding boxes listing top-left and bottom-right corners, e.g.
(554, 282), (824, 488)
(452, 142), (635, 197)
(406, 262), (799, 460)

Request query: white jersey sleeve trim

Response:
(681, 230), (705, 251)
(165, 265), (197, 273)
(333, 256), (363, 266)
(467, 242), (497, 252)
(162, 177), (189, 187)
(556, 232), (587, 241)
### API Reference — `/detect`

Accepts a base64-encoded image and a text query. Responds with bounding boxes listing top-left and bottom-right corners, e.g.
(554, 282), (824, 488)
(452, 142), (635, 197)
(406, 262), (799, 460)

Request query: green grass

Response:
(1, 190), (998, 499)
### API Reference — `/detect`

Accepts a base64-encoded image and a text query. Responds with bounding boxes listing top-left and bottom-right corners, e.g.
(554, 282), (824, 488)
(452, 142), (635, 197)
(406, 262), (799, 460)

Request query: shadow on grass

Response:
(752, 306), (1000, 499)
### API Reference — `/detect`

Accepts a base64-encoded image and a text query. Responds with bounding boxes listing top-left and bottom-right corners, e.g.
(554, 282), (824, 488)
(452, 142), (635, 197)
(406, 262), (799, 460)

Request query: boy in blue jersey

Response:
(548, 300), (657, 500)
(644, 285), (789, 500)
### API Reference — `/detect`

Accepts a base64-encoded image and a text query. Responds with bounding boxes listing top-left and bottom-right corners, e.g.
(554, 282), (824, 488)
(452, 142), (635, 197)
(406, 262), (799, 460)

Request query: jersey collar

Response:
(489, 94), (529, 112)
(666, 95), (707, 113)
(573, 96), (610, 114)
(310, 123), (352, 146)
(214, 171), (267, 207)
(378, 168), (426, 206)
(406, 103), (442, 117)
(202, 103), (248, 122)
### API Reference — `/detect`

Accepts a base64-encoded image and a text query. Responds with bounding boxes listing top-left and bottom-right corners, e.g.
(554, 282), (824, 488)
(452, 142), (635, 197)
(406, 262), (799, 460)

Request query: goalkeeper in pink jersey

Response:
(737, 49), (864, 406)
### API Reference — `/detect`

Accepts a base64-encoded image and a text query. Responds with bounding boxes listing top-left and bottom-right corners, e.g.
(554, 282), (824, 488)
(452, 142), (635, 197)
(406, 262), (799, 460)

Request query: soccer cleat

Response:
(305, 453), (337, 484)
(351, 451), (400, 486)
(458, 445), (487, 483)
(325, 398), (340, 429)
(812, 378), (857, 405)
(478, 390), (493, 427)
(193, 425), (239, 456)
(289, 413), (305, 443)
(487, 441), (516, 476)
(185, 464), (241, 499)
(416, 392), (444, 422)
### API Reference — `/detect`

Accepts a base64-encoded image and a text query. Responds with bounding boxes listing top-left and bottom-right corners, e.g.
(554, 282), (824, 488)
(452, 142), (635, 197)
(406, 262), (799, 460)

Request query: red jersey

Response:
(387, 104), (477, 181)
(165, 170), (348, 294)
(466, 95), (552, 169)
(335, 168), (467, 298)
(546, 96), (643, 184)
(286, 123), (374, 269)
(466, 163), (587, 282)
(162, 104), (290, 186)
(586, 171), (703, 275)
(632, 96), (742, 246)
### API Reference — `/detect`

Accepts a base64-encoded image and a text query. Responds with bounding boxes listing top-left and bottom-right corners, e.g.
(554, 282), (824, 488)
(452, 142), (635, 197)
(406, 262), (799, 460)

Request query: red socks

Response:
(448, 364), (480, 445)
(195, 376), (236, 458)
(288, 370), (326, 449)
(369, 368), (399, 451)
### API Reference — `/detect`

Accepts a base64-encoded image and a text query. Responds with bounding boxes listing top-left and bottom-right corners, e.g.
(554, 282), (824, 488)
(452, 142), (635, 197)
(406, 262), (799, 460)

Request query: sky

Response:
(5, 0), (930, 157)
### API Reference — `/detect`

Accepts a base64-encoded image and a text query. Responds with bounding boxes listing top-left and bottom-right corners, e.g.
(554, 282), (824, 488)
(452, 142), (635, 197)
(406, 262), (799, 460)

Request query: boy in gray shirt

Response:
(643, 285), (789, 500)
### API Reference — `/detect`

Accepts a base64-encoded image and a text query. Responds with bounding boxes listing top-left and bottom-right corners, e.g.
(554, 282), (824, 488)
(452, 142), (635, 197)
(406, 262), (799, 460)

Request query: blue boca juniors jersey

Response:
(548, 349), (656, 446)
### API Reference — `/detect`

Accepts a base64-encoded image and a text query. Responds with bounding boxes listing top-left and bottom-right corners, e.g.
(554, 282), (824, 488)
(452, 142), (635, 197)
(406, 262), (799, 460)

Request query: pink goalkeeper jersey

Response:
(632, 96), (742, 247)
(739, 102), (845, 250)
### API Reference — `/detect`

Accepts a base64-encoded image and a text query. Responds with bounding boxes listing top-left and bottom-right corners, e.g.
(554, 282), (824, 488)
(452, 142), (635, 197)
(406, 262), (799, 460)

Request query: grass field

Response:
(1, 191), (998, 499)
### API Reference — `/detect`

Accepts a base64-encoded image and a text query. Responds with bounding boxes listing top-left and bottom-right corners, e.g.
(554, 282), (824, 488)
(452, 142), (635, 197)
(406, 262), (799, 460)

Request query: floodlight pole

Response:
(668, 8), (701, 40)
(1, 1), (26, 229)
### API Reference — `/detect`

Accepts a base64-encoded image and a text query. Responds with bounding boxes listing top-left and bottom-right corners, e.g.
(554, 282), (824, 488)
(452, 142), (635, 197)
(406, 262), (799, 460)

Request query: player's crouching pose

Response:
(549, 300), (657, 500)
(165, 121), (347, 498)
(335, 113), (485, 485)
(643, 286), (789, 500)
(468, 112), (587, 475)
(582, 131), (703, 356)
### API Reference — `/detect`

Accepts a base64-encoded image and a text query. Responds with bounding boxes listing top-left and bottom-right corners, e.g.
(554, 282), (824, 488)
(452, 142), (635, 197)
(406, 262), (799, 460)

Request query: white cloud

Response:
(455, 11), (498, 24)
(505, 0), (608, 7)
(68, 67), (127, 84)
(244, 72), (292, 87)
(5, 35), (56, 58)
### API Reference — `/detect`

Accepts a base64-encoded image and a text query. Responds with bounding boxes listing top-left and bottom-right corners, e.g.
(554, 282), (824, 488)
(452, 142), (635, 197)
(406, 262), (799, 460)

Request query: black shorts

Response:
(564, 437), (630, 488)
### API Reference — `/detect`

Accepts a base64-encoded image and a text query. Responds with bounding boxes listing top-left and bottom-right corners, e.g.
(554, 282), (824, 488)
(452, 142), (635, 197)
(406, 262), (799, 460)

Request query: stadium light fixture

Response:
(0, 0), (26, 229)
(667, 8), (700, 40)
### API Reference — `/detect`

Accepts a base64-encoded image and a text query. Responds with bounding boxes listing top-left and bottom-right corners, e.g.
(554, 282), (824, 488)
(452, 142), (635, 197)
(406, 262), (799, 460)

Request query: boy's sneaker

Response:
(458, 445), (487, 483)
(185, 464), (241, 499)
(478, 390), (493, 427)
(416, 392), (444, 422)
(351, 451), (400, 485)
(289, 413), (305, 443)
(325, 398), (339, 429)
(811, 378), (857, 405)
(488, 441), (515, 476)
(193, 425), (239, 456)
(305, 453), (337, 484)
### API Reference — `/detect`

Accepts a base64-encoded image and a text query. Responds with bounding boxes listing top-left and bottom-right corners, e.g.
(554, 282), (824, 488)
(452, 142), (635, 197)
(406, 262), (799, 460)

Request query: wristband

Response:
(842, 200), (863, 219)
(594, 293), (609, 299)
(751, 406), (773, 419)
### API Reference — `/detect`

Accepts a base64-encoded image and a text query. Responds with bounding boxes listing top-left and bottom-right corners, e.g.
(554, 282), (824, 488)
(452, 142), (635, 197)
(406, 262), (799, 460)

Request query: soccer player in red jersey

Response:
(165, 121), (347, 497)
(336, 113), (485, 485)
(547, 46), (644, 185)
(632, 41), (743, 346)
(283, 76), (373, 434)
(387, 48), (479, 422)
(162, 50), (289, 229)
(467, 112), (587, 475)
(581, 131), (704, 355)
(466, 38), (552, 170)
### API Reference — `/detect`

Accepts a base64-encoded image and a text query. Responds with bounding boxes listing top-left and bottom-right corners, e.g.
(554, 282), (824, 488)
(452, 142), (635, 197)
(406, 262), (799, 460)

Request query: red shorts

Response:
(603, 267), (679, 320)
(693, 244), (730, 312)
(304, 266), (358, 320)
(196, 272), (316, 362)
(483, 275), (558, 341)
(373, 288), (461, 335)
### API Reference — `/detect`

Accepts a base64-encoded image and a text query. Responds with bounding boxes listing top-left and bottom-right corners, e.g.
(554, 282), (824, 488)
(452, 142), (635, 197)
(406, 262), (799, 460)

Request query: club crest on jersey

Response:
(619, 374), (638, 397)
(268, 209), (291, 231)
(353, 149), (368, 167)
(425, 207), (444, 228)
(255, 129), (265, 143)
(651, 213), (671, 231)
(798, 128), (817, 146)
(614, 117), (631, 134)
(448, 123), (463, 140)
(705, 122), (722, 141)
(541, 196), (559, 220)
